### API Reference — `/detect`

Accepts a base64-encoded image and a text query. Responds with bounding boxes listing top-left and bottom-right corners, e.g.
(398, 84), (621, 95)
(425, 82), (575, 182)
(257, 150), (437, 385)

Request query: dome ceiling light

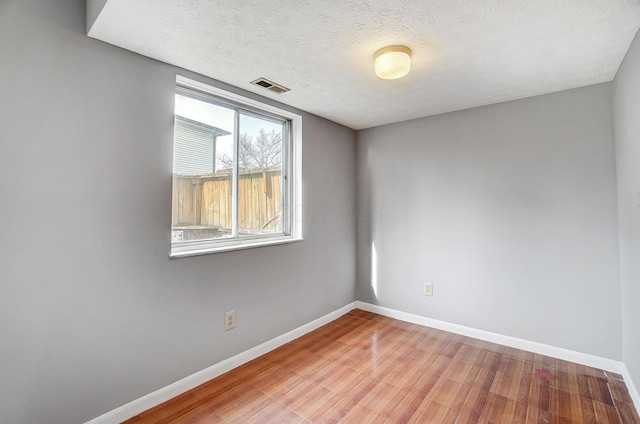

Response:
(374, 45), (412, 80)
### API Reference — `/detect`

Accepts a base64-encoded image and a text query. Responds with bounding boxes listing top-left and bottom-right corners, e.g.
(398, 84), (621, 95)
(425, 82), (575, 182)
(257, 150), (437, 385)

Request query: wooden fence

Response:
(172, 167), (282, 236)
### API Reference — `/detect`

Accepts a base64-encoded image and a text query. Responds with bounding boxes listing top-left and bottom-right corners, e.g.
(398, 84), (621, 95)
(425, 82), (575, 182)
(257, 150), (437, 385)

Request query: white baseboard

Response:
(355, 301), (624, 374)
(85, 302), (357, 424)
(621, 364), (640, 414)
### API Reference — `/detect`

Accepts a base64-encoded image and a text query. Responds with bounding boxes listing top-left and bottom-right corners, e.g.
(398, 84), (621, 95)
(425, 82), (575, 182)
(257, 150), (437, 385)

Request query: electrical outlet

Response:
(224, 310), (236, 331)
(423, 282), (433, 297)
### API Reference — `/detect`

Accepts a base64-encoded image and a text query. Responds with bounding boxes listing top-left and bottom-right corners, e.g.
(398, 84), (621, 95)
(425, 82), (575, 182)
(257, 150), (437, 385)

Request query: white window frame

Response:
(170, 76), (303, 258)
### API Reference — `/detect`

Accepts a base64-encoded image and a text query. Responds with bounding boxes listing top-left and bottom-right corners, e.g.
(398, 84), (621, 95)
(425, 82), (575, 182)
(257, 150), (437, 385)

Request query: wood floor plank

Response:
(617, 401), (640, 424)
(408, 400), (458, 424)
(477, 392), (528, 424)
(490, 370), (532, 404)
(123, 310), (639, 423)
(523, 403), (550, 424)
(427, 378), (472, 414)
(608, 377), (634, 404)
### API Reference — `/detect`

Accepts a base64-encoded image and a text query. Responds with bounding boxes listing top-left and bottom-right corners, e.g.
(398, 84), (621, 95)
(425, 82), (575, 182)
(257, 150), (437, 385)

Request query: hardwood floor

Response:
(124, 310), (640, 423)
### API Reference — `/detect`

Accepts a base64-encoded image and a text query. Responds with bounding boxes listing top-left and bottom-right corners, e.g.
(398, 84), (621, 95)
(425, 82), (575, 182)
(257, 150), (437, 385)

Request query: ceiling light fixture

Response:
(374, 45), (412, 80)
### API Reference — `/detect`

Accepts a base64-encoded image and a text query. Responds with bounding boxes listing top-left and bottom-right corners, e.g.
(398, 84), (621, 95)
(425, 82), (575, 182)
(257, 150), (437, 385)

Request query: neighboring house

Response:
(173, 115), (230, 175)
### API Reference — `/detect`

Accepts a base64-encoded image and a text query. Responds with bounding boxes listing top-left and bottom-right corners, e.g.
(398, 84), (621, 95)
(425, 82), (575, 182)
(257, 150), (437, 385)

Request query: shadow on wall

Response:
(358, 200), (384, 302)
(372, 241), (378, 299)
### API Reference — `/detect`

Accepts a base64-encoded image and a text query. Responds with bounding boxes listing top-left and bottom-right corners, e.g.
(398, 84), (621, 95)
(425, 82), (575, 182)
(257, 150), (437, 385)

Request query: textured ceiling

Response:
(88, 0), (640, 130)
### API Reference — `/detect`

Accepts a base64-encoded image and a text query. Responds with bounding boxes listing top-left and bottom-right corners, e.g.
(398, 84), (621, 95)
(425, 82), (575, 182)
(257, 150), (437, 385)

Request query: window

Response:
(170, 76), (302, 257)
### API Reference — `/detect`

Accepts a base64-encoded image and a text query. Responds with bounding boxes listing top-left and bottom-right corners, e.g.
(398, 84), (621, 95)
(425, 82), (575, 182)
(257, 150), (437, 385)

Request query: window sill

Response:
(169, 236), (303, 258)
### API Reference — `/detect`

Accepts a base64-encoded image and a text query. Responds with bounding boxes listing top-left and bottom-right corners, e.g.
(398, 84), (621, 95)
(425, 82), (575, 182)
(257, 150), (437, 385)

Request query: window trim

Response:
(170, 76), (303, 258)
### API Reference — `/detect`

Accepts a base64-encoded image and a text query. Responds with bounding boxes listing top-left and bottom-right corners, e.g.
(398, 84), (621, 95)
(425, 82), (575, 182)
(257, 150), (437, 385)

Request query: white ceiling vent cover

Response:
(250, 77), (290, 94)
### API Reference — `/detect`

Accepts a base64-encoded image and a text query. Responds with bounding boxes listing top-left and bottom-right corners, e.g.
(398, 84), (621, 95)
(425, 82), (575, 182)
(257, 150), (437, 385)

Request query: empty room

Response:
(2, 0), (640, 423)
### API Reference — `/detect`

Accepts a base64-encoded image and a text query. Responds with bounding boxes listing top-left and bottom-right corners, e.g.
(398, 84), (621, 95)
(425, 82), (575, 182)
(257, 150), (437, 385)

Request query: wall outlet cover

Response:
(224, 310), (236, 331)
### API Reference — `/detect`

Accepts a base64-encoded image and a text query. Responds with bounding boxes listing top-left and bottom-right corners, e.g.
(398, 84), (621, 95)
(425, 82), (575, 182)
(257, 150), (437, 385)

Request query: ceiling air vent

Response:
(250, 77), (290, 94)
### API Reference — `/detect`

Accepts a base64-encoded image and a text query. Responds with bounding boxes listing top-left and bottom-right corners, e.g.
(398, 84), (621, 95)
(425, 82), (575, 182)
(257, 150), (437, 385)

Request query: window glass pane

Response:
(172, 94), (235, 242)
(237, 113), (284, 237)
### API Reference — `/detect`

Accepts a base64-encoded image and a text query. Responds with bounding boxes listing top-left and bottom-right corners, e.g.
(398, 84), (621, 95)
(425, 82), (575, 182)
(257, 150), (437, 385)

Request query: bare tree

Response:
(219, 129), (282, 170)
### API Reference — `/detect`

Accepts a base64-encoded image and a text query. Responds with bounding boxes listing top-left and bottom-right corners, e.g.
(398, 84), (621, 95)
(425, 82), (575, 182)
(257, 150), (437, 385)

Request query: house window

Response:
(170, 76), (302, 257)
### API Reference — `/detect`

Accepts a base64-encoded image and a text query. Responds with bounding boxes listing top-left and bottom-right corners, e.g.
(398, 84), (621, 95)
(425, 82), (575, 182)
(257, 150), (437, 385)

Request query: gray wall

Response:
(0, 1), (356, 423)
(357, 83), (622, 360)
(614, 29), (640, 394)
